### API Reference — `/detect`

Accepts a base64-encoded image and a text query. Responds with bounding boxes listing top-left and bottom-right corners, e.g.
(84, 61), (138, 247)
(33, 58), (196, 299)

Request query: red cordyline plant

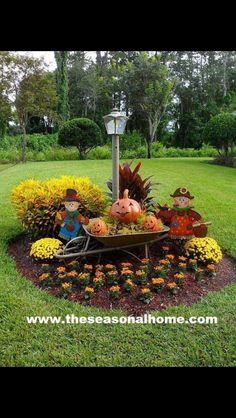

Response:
(107, 160), (159, 210)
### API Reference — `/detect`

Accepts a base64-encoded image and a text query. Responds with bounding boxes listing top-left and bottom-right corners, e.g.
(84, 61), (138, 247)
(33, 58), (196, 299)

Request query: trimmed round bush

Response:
(204, 112), (236, 155)
(58, 118), (102, 159)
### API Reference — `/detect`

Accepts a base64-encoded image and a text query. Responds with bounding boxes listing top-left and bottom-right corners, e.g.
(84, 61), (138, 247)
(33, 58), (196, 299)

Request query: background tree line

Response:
(1, 50), (236, 161)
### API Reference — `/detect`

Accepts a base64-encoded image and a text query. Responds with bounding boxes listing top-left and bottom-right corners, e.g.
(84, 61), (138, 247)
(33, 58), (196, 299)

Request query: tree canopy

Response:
(2, 50), (236, 160)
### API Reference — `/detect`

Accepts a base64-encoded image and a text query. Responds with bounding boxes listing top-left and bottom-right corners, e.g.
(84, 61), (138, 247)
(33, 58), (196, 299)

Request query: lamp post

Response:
(103, 108), (129, 202)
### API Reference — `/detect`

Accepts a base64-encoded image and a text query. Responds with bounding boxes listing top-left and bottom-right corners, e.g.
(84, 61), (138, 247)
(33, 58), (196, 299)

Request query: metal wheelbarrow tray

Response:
(56, 224), (170, 260)
(84, 225), (170, 247)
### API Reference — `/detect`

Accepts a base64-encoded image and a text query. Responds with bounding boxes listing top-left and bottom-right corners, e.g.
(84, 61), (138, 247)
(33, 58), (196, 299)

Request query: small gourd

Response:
(143, 216), (163, 232)
(91, 219), (108, 235)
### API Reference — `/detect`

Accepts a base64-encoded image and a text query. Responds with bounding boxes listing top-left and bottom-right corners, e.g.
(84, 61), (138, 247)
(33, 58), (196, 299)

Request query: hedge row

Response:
(0, 144), (219, 163)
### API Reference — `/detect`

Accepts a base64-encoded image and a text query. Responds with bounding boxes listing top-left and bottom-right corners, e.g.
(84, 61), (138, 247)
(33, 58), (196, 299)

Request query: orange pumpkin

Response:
(143, 216), (163, 232)
(110, 189), (141, 224)
(91, 219), (108, 235)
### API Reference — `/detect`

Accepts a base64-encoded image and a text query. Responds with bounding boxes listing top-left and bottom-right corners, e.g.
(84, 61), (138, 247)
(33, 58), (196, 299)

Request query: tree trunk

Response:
(78, 146), (85, 160)
(22, 124), (27, 163)
(96, 51), (102, 66)
(222, 51), (228, 99)
(147, 140), (151, 159)
(224, 143), (229, 156)
(147, 117), (158, 159)
(125, 94), (129, 116)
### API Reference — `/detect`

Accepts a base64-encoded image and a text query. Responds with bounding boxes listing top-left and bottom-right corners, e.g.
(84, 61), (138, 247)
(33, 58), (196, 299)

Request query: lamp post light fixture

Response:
(103, 108), (129, 202)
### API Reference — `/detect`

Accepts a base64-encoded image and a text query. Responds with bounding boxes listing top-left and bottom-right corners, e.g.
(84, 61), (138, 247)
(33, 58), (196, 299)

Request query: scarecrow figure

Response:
(155, 187), (203, 239)
(55, 189), (89, 241)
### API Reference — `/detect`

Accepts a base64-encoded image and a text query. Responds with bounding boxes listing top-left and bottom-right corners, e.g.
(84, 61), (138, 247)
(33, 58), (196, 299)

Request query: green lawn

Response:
(0, 158), (236, 366)
(0, 164), (13, 173)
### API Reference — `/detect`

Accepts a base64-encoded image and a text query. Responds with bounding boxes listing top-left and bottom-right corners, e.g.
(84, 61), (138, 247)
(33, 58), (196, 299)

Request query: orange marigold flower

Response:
(93, 276), (103, 283)
(207, 264), (215, 270)
(84, 287), (94, 293)
(178, 263), (187, 269)
(95, 270), (105, 278)
(189, 258), (197, 264)
(154, 265), (163, 271)
(141, 288), (150, 294)
(174, 273), (185, 280)
(105, 264), (115, 269)
(39, 273), (49, 280)
(135, 270), (146, 276)
(110, 285), (120, 292)
(159, 259), (170, 265)
(121, 262), (133, 267)
(141, 258), (150, 264)
(107, 270), (118, 276)
(95, 264), (104, 271)
(179, 256), (187, 262)
(152, 278), (165, 285)
(57, 266), (66, 273)
(84, 264), (93, 270)
(167, 282), (177, 289)
(121, 269), (133, 275)
(62, 282), (71, 289)
(125, 279), (134, 286)
(166, 254), (175, 260)
(78, 272), (90, 279)
(67, 271), (78, 278)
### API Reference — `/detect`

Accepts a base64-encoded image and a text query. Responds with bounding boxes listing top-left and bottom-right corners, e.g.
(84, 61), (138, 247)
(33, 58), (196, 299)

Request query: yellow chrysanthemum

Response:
(184, 237), (222, 264)
(30, 238), (63, 260)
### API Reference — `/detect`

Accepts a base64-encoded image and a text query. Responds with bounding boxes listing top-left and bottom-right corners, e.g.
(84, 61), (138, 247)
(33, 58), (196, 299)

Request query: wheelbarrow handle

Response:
(193, 221), (212, 228)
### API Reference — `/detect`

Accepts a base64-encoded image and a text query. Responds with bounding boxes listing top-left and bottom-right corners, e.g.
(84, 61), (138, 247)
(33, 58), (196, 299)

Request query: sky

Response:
(18, 51), (96, 69)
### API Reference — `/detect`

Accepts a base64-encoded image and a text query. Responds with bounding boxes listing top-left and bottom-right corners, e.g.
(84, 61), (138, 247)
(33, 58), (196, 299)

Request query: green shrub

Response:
(27, 133), (58, 151)
(25, 151), (35, 161)
(58, 118), (102, 159)
(121, 146), (147, 159)
(0, 148), (21, 163)
(119, 130), (145, 151)
(0, 133), (58, 151)
(197, 143), (218, 157)
(87, 146), (112, 160)
(204, 112), (236, 155)
(0, 142), (219, 163)
(43, 147), (79, 161)
(151, 142), (217, 158)
(151, 142), (167, 157)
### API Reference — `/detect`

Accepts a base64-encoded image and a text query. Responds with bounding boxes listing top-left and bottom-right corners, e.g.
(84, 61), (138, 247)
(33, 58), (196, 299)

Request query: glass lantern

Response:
(103, 108), (129, 135)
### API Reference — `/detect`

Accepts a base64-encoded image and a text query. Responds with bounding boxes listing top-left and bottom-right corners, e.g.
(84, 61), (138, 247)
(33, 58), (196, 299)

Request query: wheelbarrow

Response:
(55, 222), (170, 262)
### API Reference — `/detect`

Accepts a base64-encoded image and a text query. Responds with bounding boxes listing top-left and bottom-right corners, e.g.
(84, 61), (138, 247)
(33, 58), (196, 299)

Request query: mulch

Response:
(8, 234), (236, 315)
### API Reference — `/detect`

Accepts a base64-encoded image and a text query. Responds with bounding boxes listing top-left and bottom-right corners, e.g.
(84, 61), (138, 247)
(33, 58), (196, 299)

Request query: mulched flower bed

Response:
(8, 234), (236, 315)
